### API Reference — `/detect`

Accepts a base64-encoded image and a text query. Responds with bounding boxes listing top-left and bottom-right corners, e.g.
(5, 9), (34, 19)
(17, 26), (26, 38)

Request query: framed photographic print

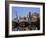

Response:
(5, 1), (45, 37)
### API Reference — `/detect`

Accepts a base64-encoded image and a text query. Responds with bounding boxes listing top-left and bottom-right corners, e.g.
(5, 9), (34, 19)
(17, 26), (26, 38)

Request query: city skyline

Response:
(12, 7), (40, 18)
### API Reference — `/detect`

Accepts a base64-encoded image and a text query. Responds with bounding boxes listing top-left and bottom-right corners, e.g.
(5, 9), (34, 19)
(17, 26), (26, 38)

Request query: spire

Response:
(15, 11), (18, 22)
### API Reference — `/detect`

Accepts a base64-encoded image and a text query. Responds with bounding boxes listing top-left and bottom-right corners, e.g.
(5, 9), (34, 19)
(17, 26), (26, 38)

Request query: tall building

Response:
(28, 12), (32, 24)
(16, 11), (18, 20)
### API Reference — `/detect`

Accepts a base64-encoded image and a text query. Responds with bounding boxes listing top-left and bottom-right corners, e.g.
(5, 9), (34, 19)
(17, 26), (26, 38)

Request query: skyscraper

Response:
(29, 12), (32, 24)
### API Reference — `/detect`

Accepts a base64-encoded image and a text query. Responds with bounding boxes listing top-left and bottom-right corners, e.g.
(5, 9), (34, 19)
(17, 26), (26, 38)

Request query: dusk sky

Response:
(12, 7), (40, 18)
